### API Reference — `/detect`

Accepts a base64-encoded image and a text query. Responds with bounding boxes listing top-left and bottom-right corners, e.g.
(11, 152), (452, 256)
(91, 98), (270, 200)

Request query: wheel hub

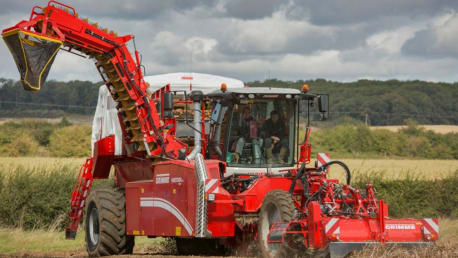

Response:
(88, 207), (99, 246)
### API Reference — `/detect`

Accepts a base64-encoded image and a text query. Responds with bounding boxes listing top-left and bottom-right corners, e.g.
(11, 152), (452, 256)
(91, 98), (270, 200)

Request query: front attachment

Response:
(2, 29), (61, 91)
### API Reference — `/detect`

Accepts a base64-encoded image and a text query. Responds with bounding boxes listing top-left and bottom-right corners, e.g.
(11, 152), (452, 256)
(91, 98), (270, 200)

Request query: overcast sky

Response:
(2, 0), (458, 83)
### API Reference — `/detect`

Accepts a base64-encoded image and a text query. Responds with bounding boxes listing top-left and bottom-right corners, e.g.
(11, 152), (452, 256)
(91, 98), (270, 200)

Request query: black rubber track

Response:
(85, 187), (135, 256)
(258, 190), (295, 258)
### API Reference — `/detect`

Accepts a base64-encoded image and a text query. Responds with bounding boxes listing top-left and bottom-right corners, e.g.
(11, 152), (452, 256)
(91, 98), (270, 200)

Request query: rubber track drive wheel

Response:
(85, 187), (135, 256)
(258, 190), (295, 258)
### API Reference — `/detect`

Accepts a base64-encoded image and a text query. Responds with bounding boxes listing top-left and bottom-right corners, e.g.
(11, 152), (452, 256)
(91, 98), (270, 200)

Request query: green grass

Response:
(0, 227), (167, 255)
(0, 228), (85, 254)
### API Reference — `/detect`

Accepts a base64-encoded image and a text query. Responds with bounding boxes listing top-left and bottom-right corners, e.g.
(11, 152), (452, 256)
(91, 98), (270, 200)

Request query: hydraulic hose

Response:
(317, 160), (351, 185)
(289, 163), (306, 195)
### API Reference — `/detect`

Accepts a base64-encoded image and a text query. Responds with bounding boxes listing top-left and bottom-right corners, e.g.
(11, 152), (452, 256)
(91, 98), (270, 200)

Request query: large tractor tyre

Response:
(176, 238), (227, 256)
(85, 187), (135, 256)
(258, 190), (295, 258)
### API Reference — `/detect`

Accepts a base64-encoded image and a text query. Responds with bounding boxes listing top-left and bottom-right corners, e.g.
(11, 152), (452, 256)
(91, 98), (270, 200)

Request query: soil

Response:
(3, 250), (229, 258)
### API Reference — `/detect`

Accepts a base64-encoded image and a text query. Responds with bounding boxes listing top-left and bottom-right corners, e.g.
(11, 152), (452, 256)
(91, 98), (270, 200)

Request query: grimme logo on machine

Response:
(155, 174), (170, 184)
(385, 224), (416, 230)
(171, 177), (184, 183)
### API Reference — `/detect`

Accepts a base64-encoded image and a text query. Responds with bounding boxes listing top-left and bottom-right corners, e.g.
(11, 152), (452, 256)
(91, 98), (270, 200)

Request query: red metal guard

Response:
(65, 158), (93, 239)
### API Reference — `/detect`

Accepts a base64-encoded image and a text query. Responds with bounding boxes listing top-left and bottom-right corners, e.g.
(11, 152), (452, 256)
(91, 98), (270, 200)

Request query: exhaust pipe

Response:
(186, 91), (203, 160)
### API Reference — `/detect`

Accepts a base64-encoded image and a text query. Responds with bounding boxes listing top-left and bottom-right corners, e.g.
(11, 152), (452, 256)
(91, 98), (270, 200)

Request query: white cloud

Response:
(50, 52), (100, 82)
(366, 26), (418, 54)
(229, 11), (333, 54)
(433, 12), (458, 52)
(185, 37), (218, 56)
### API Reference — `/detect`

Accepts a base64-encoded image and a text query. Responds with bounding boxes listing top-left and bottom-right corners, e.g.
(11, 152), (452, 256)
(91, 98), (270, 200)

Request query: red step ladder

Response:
(65, 158), (93, 239)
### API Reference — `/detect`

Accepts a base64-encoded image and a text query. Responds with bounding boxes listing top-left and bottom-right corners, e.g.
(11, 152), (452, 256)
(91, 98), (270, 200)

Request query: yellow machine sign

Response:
(175, 226), (181, 236)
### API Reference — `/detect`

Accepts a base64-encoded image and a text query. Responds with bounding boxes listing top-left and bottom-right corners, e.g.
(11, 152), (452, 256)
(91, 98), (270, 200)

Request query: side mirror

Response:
(163, 92), (173, 111)
(318, 94), (328, 113)
(318, 95), (329, 120)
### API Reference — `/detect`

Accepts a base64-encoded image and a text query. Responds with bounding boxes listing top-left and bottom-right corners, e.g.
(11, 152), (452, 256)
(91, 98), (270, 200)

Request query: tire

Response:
(176, 238), (227, 256)
(85, 187), (135, 256)
(258, 190), (295, 258)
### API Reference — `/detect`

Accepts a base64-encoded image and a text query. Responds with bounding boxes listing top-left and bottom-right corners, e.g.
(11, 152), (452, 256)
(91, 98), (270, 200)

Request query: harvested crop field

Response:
(0, 116), (93, 125)
(1, 157), (456, 179)
(330, 158), (458, 180)
(0, 157), (84, 172)
(370, 125), (458, 134)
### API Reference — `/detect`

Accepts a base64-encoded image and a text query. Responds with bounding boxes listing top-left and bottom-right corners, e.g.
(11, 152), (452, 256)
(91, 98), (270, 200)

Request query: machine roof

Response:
(207, 87), (302, 96)
(144, 72), (244, 94)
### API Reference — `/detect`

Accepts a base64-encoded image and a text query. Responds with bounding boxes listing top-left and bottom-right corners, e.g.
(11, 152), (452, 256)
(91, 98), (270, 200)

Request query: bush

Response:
(0, 166), (455, 230)
(0, 120), (61, 157)
(0, 165), (112, 230)
(0, 166), (76, 229)
(3, 134), (48, 157)
(354, 171), (458, 218)
(311, 122), (458, 159)
(49, 125), (91, 157)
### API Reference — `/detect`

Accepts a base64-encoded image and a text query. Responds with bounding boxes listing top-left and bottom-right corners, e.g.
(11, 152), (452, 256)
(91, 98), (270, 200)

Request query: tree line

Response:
(0, 78), (100, 117)
(251, 78), (458, 125)
(0, 77), (457, 125)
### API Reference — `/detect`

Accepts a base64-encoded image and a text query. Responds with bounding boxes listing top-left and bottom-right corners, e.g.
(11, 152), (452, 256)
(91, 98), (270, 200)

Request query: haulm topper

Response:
(2, 1), (438, 257)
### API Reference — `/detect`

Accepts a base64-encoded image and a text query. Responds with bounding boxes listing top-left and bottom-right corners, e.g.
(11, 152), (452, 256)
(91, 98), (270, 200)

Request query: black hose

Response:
(289, 163), (306, 195)
(317, 160), (351, 185)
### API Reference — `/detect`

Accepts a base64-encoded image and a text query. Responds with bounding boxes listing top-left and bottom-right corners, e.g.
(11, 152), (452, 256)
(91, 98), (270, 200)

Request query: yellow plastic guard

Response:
(2, 29), (62, 91)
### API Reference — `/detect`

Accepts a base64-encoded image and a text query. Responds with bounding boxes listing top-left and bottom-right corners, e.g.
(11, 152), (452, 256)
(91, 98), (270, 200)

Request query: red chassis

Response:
(92, 140), (306, 238)
(68, 136), (438, 258)
(73, 134), (438, 257)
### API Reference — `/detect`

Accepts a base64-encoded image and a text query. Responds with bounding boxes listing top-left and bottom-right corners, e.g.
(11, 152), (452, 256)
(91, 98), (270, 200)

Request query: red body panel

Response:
(232, 176), (304, 213)
(92, 136), (115, 179)
(114, 159), (155, 187)
(125, 160), (235, 238)
(125, 161), (196, 237)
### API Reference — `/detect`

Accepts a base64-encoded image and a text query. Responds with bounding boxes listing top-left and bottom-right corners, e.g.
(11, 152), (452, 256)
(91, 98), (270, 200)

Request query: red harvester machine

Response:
(2, 1), (438, 257)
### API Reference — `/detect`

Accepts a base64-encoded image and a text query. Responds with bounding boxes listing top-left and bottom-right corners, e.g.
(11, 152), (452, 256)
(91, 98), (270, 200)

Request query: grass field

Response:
(0, 157), (84, 172)
(1, 157), (455, 180)
(0, 228), (169, 255)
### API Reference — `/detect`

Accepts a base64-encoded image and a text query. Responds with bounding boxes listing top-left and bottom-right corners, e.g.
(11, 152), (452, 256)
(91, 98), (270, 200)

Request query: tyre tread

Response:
(85, 187), (134, 256)
(258, 190), (295, 258)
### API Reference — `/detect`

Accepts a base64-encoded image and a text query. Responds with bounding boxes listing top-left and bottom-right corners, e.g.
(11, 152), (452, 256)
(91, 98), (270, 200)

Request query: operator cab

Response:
(207, 87), (322, 174)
